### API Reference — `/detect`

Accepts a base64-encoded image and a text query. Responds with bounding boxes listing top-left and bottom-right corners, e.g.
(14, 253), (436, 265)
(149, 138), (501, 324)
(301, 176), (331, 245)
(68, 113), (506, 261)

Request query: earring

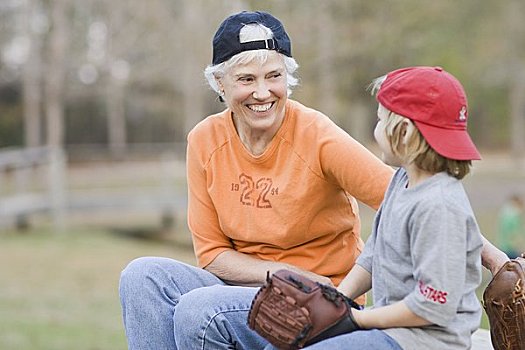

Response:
(218, 90), (225, 103)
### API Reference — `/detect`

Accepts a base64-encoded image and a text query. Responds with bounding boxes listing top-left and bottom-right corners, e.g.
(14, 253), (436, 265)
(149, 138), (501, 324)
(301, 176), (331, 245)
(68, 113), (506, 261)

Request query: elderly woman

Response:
(119, 11), (508, 350)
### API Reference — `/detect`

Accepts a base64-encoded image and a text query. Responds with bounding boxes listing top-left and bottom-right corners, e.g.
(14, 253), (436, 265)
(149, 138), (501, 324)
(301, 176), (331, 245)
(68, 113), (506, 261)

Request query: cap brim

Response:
(414, 121), (481, 160)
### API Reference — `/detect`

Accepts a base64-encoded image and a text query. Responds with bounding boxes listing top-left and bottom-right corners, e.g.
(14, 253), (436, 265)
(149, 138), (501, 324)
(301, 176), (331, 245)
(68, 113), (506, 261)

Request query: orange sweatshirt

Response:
(186, 99), (393, 285)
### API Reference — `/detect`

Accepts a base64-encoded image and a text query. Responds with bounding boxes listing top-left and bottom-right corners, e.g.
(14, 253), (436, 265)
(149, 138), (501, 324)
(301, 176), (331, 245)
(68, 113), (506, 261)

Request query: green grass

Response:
(0, 226), (195, 350)
(0, 208), (497, 349)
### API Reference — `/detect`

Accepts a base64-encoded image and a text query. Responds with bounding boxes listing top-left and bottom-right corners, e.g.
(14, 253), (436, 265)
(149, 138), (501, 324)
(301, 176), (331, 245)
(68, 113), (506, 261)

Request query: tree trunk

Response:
(22, 0), (42, 148)
(106, 81), (126, 159)
(180, 0), (207, 135)
(505, 0), (525, 167)
(106, 3), (127, 159)
(45, 0), (68, 149)
(316, 2), (338, 123)
(509, 68), (525, 161)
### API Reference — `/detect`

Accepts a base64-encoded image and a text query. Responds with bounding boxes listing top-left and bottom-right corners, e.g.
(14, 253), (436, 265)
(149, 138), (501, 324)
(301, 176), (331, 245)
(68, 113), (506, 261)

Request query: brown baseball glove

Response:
(483, 253), (525, 350)
(247, 269), (361, 350)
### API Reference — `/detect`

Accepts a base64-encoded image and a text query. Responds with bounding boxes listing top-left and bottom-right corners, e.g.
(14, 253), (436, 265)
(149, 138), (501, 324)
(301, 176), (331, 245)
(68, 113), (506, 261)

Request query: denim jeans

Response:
(119, 257), (402, 350)
(119, 257), (269, 349)
(262, 329), (401, 349)
(301, 329), (402, 349)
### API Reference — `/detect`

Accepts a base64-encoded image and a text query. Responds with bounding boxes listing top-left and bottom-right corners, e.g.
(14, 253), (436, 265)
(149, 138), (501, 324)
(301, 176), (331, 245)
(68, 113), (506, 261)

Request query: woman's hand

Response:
(282, 265), (334, 286)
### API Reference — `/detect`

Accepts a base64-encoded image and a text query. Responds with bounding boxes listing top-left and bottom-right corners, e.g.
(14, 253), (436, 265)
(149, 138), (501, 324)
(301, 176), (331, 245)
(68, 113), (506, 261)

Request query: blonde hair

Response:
(370, 74), (472, 179)
(382, 110), (472, 180)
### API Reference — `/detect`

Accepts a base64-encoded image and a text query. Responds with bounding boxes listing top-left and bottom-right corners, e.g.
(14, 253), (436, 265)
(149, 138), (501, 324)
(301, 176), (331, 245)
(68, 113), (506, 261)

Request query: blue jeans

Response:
(262, 330), (401, 349)
(119, 257), (402, 350)
(119, 257), (269, 349)
(301, 329), (402, 349)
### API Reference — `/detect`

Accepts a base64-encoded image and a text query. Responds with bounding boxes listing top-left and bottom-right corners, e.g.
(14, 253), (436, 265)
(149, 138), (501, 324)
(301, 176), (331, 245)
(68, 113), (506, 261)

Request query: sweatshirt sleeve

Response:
(319, 121), (393, 211)
(186, 134), (233, 268)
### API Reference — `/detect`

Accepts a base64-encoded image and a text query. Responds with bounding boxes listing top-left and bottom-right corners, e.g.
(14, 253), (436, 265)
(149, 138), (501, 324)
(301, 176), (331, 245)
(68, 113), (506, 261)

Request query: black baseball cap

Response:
(212, 11), (292, 65)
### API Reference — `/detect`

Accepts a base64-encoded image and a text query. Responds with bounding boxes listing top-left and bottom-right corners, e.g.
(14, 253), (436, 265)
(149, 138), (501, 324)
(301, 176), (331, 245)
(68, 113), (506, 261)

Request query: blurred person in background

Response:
(119, 10), (509, 350)
(497, 194), (524, 259)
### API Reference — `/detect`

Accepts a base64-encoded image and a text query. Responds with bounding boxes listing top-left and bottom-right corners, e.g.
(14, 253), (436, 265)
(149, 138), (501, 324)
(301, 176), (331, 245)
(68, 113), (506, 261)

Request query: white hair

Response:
(204, 23), (299, 97)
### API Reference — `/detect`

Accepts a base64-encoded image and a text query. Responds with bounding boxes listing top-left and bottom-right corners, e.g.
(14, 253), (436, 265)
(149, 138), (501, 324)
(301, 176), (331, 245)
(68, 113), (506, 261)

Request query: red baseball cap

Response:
(377, 66), (481, 160)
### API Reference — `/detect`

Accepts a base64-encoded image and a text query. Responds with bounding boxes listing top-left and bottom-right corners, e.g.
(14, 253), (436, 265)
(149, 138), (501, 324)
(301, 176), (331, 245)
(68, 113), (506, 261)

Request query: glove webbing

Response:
(317, 283), (361, 309)
(286, 275), (313, 293)
(292, 324), (312, 348)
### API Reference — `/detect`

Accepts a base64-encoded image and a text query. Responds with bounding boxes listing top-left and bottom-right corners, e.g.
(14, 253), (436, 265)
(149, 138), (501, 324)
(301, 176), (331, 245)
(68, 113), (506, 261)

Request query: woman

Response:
(119, 11), (508, 350)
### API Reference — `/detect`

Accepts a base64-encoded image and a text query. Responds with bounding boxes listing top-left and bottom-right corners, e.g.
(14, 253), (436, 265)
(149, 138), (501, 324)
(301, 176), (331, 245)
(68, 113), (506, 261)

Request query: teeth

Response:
(248, 103), (272, 112)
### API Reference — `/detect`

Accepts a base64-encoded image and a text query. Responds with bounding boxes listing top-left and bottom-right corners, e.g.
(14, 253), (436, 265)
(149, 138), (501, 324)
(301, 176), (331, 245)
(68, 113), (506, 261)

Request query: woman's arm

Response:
(481, 234), (509, 275)
(205, 250), (333, 287)
(353, 301), (431, 329)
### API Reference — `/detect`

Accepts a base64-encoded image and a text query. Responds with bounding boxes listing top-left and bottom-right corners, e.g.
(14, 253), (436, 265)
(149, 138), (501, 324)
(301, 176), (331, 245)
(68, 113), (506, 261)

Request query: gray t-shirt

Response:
(357, 168), (483, 350)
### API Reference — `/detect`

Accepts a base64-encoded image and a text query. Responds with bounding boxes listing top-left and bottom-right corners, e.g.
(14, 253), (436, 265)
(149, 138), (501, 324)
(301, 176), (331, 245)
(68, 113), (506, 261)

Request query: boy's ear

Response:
(400, 121), (410, 145)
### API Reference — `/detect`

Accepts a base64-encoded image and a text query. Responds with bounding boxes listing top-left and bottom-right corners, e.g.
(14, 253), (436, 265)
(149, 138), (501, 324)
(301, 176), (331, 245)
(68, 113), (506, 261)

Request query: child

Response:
(497, 194), (524, 259)
(309, 67), (484, 350)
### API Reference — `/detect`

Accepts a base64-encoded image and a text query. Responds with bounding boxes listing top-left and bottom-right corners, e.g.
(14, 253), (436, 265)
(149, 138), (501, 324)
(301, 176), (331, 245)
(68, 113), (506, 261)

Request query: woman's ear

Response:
(215, 77), (226, 102)
(215, 77), (224, 94)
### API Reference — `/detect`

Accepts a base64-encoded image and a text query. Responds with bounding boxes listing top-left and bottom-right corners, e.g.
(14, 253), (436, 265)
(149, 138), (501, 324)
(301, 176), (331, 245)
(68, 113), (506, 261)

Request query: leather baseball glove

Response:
(248, 269), (361, 350)
(483, 253), (525, 350)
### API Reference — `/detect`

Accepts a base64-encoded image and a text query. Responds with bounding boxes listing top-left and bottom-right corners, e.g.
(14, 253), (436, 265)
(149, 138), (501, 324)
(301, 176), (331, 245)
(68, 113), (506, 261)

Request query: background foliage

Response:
(0, 0), (524, 157)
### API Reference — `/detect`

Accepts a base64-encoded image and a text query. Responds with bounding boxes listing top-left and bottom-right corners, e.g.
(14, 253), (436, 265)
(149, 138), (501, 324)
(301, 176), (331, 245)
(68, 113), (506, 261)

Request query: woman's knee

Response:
(119, 257), (176, 298)
(119, 257), (220, 303)
(120, 257), (156, 284)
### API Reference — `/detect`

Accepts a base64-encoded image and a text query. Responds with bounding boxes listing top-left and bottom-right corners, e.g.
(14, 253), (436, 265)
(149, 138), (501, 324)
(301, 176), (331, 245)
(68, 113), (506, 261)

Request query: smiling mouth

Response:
(247, 102), (274, 112)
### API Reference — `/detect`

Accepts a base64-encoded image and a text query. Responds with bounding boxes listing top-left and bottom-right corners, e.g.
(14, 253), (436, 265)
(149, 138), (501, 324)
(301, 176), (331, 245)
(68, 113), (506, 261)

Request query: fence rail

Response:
(0, 147), (66, 231)
(0, 146), (187, 232)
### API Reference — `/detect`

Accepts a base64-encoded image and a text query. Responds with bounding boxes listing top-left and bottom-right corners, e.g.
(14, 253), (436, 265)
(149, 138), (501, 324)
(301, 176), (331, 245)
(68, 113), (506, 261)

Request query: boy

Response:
(497, 194), (524, 259)
(310, 67), (483, 349)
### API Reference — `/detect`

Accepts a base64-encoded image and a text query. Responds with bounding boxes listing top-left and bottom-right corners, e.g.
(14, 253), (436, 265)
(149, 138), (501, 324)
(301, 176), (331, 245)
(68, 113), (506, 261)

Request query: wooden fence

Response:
(0, 147), (66, 231)
(0, 146), (188, 232)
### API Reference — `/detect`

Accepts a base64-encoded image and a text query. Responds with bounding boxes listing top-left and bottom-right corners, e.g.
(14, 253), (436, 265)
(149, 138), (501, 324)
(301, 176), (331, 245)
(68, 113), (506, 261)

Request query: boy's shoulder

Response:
(390, 169), (471, 212)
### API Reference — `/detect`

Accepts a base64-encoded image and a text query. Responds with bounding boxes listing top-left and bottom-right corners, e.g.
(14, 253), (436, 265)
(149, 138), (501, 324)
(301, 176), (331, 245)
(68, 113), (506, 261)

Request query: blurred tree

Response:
(22, 0), (43, 148)
(45, 0), (69, 148)
(105, 1), (129, 159)
(179, 0), (207, 135)
(0, 0), (523, 158)
(315, 2), (338, 123)
(505, 0), (525, 163)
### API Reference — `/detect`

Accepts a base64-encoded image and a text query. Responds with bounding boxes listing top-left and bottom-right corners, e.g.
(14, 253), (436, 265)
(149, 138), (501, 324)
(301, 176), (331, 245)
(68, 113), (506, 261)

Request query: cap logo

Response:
(376, 66), (481, 160)
(457, 106), (467, 122)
